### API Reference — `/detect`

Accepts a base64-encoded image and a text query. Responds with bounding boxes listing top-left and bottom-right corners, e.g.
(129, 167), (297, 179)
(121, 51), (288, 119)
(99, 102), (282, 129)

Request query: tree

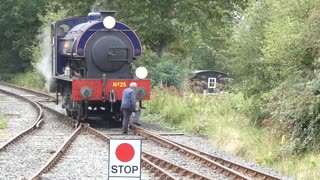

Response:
(0, 0), (47, 75)
(226, 0), (320, 152)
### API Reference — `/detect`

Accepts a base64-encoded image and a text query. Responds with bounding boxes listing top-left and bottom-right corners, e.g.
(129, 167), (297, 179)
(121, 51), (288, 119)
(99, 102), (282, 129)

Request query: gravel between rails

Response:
(0, 92), (37, 144)
(41, 131), (109, 180)
(0, 110), (75, 179)
(97, 128), (228, 179)
(142, 139), (229, 179)
(41, 131), (155, 180)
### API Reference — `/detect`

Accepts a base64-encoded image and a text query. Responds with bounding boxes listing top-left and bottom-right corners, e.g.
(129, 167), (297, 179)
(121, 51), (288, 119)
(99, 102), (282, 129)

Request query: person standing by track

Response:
(121, 82), (140, 134)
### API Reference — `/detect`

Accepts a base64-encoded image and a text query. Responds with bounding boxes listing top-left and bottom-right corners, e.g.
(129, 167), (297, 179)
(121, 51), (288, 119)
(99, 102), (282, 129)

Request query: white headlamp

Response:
(103, 16), (116, 29)
(135, 66), (148, 79)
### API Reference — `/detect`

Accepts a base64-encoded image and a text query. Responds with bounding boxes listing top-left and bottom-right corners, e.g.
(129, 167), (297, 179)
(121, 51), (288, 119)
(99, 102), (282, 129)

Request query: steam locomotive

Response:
(49, 11), (150, 122)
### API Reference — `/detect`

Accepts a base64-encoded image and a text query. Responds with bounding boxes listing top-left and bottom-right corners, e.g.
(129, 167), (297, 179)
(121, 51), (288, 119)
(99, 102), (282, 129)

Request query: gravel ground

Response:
(0, 110), (75, 179)
(41, 131), (110, 180)
(0, 92), (37, 144)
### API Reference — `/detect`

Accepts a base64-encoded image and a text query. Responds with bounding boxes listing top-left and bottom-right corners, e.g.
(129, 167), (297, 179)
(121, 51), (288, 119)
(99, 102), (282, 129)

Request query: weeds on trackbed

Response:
(143, 87), (320, 180)
(0, 115), (7, 129)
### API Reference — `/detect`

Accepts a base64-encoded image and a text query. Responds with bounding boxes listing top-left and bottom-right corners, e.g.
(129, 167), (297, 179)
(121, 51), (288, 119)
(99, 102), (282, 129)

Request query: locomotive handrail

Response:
(70, 37), (77, 63)
(87, 29), (132, 32)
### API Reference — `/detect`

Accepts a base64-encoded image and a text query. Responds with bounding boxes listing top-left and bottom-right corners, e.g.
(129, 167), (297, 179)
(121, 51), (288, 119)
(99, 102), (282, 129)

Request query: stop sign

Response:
(108, 139), (141, 179)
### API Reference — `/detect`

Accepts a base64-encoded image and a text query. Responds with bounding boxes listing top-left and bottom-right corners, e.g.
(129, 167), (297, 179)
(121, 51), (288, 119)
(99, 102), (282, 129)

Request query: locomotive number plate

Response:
(112, 82), (127, 88)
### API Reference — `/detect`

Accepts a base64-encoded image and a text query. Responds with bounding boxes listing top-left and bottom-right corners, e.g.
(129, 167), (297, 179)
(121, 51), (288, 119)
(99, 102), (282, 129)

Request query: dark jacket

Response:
(121, 87), (136, 110)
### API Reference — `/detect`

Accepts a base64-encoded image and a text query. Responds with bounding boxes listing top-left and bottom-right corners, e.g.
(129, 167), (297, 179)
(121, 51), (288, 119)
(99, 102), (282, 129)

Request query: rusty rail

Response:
(143, 151), (212, 180)
(131, 125), (250, 180)
(0, 88), (43, 152)
(165, 138), (282, 180)
(29, 125), (82, 180)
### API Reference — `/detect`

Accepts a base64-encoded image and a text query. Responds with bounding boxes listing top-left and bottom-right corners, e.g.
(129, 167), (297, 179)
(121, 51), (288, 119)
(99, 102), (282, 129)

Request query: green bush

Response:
(268, 75), (320, 153)
(0, 74), (15, 81)
(144, 87), (249, 134)
(11, 71), (46, 92)
(145, 87), (189, 125)
(147, 53), (189, 89)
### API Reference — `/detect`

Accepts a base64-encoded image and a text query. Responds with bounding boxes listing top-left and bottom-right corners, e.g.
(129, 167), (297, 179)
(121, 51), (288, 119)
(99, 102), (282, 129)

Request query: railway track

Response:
(0, 88), (43, 152)
(0, 86), (77, 179)
(165, 138), (282, 180)
(88, 126), (220, 179)
(0, 82), (283, 179)
(132, 126), (282, 180)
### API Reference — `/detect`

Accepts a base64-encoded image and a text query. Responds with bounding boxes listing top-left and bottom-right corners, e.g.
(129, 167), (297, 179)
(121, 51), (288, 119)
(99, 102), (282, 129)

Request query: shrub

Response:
(147, 53), (189, 89)
(268, 75), (320, 153)
(144, 87), (250, 134)
(10, 71), (46, 92)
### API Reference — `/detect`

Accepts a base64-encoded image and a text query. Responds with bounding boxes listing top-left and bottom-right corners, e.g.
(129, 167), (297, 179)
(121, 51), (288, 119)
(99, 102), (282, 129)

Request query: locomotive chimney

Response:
(100, 10), (116, 19)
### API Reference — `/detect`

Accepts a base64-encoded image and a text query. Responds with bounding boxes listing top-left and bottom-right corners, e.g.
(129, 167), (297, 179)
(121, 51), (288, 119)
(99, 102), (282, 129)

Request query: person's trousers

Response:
(122, 108), (133, 133)
(131, 108), (141, 123)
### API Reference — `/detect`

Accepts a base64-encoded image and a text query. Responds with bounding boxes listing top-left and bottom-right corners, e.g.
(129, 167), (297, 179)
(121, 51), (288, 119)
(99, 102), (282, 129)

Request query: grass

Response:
(0, 115), (7, 129)
(143, 87), (320, 179)
(9, 71), (46, 92)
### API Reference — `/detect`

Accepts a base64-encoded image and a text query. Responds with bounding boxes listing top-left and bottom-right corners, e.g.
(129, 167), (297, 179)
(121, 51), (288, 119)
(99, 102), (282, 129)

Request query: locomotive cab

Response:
(49, 11), (150, 124)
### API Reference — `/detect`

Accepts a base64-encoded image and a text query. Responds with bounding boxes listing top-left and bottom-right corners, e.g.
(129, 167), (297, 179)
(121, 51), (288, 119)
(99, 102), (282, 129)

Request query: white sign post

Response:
(108, 139), (141, 180)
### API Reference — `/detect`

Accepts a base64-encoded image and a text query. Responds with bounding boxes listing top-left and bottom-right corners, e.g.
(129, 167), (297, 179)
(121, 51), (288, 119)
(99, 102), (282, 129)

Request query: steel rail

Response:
(165, 138), (282, 180)
(29, 125), (82, 180)
(142, 157), (179, 180)
(83, 124), (215, 179)
(0, 88), (43, 152)
(0, 82), (54, 100)
(131, 125), (251, 180)
(143, 151), (213, 180)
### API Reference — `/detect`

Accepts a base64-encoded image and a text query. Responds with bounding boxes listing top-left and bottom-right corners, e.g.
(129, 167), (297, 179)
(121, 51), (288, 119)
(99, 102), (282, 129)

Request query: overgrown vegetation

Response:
(227, 0), (320, 154)
(144, 88), (320, 179)
(10, 71), (46, 92)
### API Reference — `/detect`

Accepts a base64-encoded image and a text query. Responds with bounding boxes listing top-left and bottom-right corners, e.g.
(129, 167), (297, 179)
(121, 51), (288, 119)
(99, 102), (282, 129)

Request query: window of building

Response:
(208, 78), (216, 88)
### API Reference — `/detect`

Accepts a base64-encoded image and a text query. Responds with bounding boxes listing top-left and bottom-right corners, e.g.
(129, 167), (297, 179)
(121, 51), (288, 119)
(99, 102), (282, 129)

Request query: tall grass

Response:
(143, 87), (320, 179)
(10, 71), (46, 92)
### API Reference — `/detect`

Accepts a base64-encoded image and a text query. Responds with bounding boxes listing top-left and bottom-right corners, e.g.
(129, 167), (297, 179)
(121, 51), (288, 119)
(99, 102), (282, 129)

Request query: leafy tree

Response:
(227, 0), (320, 153)
(47, 0), (96, 16)
(265, 0), (320, 153)
(226, 0), (273, 96)
(107, 0), (247, 70)
(148, 53), (188, 88)
(0, 0), (47, 75)
(108, 0), (177, 56)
